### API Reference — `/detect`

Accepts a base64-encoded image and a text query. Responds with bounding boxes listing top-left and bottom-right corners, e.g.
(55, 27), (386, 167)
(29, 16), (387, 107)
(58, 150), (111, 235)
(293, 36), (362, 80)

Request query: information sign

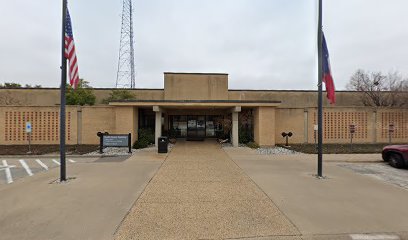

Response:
(25, 122), (32, 133)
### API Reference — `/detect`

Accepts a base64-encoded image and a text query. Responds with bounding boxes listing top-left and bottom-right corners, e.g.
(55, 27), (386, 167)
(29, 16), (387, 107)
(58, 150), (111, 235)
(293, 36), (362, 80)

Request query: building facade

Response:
(0, 72), (407, 146)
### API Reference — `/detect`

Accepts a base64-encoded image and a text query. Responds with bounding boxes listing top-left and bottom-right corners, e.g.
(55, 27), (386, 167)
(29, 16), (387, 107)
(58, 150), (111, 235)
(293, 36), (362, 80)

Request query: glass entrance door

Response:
(169, 115), (223, 139)
(187, 116), (206, 140)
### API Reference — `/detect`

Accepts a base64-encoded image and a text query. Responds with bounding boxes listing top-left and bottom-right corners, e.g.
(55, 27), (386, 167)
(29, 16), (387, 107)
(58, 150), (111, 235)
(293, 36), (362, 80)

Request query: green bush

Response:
(239, 126), (253, 144)
(246, 141), (260, 149)
(102, 90), (136, 104)
(139, 129), (155, 143)
(65, 80), (96, 106)
(133, 138), (150, 149)
(133, 128), (155, 149)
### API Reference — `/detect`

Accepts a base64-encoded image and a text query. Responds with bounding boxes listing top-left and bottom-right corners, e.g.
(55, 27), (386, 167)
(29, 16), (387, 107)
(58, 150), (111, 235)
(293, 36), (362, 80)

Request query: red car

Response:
(382, 145), (408, 168)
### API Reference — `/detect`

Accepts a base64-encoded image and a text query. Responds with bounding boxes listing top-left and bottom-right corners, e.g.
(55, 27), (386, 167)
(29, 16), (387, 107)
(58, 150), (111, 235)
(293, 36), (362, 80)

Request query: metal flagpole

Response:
(60, 0), (67, 182)
(317, 0), (323, 177)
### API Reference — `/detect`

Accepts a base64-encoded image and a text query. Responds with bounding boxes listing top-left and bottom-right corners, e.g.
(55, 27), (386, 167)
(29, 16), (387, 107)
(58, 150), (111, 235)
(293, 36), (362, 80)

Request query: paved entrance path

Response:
(115, 140), (300, 239)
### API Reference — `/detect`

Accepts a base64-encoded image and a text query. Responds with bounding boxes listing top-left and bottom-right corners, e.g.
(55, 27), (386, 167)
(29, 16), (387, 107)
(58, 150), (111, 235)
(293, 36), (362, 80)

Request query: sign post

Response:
(314, 124), (318, 146)
(26, 122), (32, 154)
(349, 124), (355, 152)
(389, 124), (394, 144)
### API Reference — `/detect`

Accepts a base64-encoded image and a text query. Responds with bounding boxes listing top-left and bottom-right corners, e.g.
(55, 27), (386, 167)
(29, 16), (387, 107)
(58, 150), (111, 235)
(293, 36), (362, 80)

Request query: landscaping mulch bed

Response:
(0, 145), (99, 155)
(279, 143), (405, 154)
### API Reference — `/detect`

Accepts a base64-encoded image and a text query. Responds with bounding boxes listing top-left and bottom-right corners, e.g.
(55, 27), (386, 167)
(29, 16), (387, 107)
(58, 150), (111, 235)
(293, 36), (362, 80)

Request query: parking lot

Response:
(339, 162), (408, 191)
(0, 157), (96, 184)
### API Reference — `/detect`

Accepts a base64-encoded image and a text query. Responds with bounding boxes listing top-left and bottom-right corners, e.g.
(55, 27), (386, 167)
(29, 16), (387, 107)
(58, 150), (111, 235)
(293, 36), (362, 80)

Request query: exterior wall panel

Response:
(81, 106), (115, 144)
(254, 107), (276, 146)
(0, 106), (78, 145)
(164, 73), (228, 100)
(275, 108), (305, 144)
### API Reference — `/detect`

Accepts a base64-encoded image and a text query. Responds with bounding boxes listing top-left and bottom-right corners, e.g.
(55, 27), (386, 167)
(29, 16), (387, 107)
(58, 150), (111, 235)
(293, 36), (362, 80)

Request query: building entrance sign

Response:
(97, 132), (132, 154)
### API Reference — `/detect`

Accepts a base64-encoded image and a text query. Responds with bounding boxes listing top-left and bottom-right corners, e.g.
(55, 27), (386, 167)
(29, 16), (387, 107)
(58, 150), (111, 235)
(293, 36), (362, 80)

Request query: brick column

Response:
(232, 111), (239, 147)
(153, 106), (162, 147)
(253, 107), (276, 147)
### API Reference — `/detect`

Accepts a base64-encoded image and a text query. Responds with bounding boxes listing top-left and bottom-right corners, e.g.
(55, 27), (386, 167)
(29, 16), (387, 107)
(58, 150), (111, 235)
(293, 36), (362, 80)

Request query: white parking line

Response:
(68, 159), (76, 163)
(35, 159), (48, 170)
(350, 234), (400, 240)
(19, 159), (33, 176)
(52, 159), (61, 166)
(2, 160), (13, 184)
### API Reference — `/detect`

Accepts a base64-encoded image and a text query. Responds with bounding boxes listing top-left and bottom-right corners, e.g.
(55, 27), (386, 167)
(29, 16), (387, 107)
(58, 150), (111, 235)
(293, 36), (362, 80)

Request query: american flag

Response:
(64, 10), (79, 89)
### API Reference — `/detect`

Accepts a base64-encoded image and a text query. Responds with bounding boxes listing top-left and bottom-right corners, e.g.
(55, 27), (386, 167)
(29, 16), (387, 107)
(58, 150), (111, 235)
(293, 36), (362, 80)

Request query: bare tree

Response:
(346, 69), (408, 107)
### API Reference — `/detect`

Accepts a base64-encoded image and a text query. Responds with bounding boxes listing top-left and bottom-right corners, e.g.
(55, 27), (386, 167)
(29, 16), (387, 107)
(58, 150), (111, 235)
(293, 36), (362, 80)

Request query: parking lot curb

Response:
(0, 154), (129, 158)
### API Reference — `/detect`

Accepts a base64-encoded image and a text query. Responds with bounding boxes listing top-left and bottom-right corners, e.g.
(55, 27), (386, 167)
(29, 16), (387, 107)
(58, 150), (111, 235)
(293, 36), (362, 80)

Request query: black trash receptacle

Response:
(158, 136), (168, 153)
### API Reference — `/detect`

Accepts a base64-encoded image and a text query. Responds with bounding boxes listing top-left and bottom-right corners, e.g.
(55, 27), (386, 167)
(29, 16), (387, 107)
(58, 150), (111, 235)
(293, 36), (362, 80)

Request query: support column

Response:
(77, 106), (82, 145)
(153, 106), (162, 147)
(253, 106), (276, 147)
(372, 108), (377, 143)
(231, 106), (241, 147)
(304, 108), (308, 143)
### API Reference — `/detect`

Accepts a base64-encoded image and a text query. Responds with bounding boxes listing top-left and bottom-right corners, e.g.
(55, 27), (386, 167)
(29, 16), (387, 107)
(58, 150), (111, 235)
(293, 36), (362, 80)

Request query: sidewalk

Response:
(115, 140), (300, 239)
(0, 149), (165, 240)
(227, 147), (383, 163)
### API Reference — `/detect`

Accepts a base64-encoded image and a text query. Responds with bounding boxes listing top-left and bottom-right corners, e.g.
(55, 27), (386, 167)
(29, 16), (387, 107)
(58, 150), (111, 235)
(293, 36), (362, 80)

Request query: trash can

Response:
(158, 136), (168, 153)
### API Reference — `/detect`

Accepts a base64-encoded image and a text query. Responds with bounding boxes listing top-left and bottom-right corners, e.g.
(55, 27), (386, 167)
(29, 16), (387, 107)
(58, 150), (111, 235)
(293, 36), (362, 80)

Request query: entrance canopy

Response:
(109, 99), (281, 108)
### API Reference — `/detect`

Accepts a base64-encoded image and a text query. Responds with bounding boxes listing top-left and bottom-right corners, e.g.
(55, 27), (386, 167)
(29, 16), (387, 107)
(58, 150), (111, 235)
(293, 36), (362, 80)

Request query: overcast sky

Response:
(0, 0), (407, 90)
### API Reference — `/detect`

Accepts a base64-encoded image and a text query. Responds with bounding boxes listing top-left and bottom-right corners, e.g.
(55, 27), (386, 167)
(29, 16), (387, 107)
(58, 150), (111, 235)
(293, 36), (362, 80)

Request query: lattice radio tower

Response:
(116, 0), (136, 88)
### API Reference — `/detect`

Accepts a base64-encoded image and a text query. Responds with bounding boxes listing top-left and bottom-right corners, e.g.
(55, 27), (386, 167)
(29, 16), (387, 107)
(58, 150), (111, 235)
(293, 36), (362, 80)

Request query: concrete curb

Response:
(0, 154), (130, 158)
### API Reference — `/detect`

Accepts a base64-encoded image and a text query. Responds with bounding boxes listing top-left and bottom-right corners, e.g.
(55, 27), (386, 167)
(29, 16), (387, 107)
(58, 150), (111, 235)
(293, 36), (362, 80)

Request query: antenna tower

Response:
(116, 0), (135, 88)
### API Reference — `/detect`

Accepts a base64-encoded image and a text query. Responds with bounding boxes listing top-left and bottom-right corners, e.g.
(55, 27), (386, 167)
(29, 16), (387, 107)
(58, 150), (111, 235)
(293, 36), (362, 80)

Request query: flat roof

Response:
(0, 87), (365, 92)
(109, 99), (281, 107)
(163, 72), (228, 75)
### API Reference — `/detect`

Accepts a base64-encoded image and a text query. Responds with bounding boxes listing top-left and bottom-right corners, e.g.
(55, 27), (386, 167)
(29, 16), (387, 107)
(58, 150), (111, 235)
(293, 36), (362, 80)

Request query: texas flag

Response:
(322, 32), (335, 104)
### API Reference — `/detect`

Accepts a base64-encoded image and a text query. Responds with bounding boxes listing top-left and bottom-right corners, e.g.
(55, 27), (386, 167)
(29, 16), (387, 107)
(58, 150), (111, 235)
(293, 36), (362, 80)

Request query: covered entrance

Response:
(110, 101), (280, 147)
(108, 72), (281, 147)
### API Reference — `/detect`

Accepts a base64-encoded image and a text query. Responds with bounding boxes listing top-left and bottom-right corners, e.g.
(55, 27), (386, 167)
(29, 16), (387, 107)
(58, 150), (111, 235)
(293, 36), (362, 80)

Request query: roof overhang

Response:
(109, 100), (281, 108)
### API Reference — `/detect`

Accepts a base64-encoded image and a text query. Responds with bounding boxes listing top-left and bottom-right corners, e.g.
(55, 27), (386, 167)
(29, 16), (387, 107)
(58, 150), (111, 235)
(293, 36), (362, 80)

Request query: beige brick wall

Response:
(376, 109), (408, 143)
(274, 107), (408, 144)
(1, 105), (407, 146)
(81, 106), (116, 144)
(0, 106), (78, 145)
(164, 73), (228, 100)
(228, 91), (364, 108)
(275, 108), (306, 144)
(114, 106), (138, 144)
(0, 88), (378, 108)
(0, 88), (164, 106)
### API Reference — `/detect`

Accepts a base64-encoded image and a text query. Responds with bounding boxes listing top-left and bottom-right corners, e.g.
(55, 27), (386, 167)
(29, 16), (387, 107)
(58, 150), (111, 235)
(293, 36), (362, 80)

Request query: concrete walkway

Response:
(0, 150), (164, 240)
(115, 140), (300, 239)
(225, 147), (408, 239)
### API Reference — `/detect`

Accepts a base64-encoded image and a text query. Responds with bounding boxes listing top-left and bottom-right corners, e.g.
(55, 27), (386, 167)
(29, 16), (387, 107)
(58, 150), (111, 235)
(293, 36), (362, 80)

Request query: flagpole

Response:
(60, 0), (67, 182)
(317, 0), (323, 177)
